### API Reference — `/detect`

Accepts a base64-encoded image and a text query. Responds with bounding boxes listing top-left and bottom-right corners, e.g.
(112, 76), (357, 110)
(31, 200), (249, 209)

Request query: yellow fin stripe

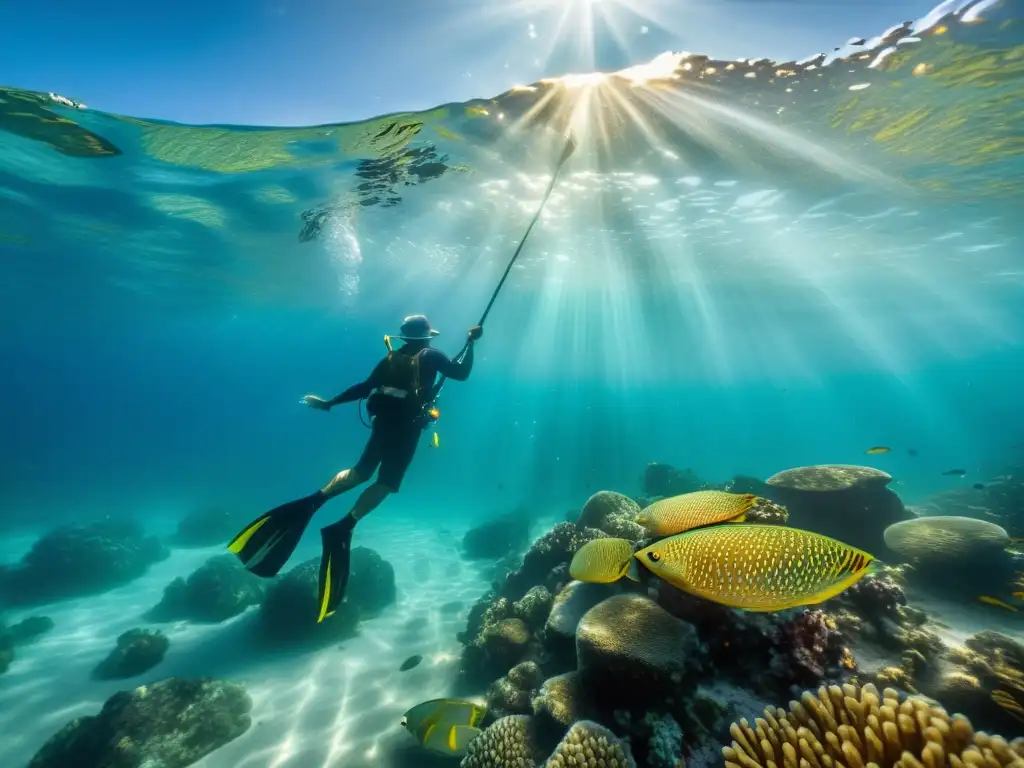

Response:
(448, 725), (457, 751)
(317, 556), (332, 623)
(424, 723), (437, 745)
(470, 706), (484, 727)
(227, 516), (269, 554)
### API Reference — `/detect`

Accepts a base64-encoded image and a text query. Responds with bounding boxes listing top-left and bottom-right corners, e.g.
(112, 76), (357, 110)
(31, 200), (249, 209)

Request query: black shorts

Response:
(353, 417), (423, 492)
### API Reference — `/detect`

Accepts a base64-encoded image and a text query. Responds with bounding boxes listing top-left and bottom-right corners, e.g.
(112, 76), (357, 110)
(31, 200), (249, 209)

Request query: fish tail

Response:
(732, 493), (757, 522)
(623, 558), (641, 583)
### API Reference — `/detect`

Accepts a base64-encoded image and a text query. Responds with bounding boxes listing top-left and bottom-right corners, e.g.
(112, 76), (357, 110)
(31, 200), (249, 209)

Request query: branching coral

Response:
(723, 682), (1024, 768)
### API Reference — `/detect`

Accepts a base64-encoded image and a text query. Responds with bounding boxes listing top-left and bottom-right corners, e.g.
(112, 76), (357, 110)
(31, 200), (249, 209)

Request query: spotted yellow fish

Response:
(636, 490), (758, 536)
(635, 524), (876, 611)
(401, 698), (485, 757)
(569, 538), (640, 583)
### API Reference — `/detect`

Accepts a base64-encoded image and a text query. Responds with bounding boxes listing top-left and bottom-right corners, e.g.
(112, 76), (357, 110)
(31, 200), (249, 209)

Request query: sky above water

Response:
(2, 0), (943, 126)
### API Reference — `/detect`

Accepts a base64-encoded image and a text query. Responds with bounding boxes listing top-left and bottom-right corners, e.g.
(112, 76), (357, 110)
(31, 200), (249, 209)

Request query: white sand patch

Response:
(0, 517), (496, 768)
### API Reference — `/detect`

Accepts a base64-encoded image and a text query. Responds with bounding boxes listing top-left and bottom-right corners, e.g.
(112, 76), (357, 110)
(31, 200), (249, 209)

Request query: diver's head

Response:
(397, 314), (439, 348)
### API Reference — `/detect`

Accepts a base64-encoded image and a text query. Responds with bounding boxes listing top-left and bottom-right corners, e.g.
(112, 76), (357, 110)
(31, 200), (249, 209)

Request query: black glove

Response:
(467, 326), (483, 341)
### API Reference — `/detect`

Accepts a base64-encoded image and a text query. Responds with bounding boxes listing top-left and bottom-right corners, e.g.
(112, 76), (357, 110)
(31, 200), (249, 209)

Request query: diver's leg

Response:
(319, 467), (366, 499)
(320, 426), (383, 499)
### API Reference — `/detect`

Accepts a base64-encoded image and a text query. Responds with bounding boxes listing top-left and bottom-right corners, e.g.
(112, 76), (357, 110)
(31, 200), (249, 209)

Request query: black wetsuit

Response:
(328, 345), (473, 491)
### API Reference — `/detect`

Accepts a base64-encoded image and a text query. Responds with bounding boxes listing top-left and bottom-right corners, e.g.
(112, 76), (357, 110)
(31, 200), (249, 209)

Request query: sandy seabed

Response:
(0, 512), (513, 768)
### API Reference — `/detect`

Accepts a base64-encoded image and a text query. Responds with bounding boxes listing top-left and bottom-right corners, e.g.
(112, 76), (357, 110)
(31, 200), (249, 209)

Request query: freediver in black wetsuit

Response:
(228, 314), (481, 622)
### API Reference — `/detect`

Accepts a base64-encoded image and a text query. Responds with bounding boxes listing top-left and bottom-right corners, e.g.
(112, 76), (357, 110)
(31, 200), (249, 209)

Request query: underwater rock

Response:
(482, 618), (532, 669)
(762, 463), (910, 555)
(487, 660), (544, 719)
(723, 682), (1024, 768)
(544, 720), (636, 768)
(0, 520), (169, 606)
(504, 522), (609, 600)
(92, 628), (170, 680)
(744, 496), (790, 525)
(258, 557), (360, 646)
(146, 554), (265, 624)
(28, 677), (252, 768)
(513, 586), (554, 632)
(643, 463), (706, 498)
(532, 671), (592, 733)
(6, 615), (54, 645)
(832, 566), (908, 621)
(577, 491), (646, 541)
(463, 511), (531, 560)
(576, 594), (703, 710)
(460, 714), (547, 768)
(170, 506), (243, 548)
(924, 631), (1024, 736)
(884, 516), (1017, 597)
(544, 580), (623, 666)
(641, 712), (685, 768)
(348, 546), (397, 616)
(0, 624), (12, 675)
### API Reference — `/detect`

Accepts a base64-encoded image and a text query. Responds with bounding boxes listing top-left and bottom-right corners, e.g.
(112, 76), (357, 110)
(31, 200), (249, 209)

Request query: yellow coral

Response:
(723, 682), (1024, 768)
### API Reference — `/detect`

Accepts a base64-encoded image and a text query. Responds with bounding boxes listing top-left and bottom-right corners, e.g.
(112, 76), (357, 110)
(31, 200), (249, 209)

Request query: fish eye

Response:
(647, 551), (661, 562)
(400, 717), (408, 728)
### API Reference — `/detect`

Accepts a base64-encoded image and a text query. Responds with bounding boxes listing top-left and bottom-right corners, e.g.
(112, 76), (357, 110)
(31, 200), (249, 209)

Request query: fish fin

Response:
(449, 726), (482, 755)
(624, 558), (641, 582)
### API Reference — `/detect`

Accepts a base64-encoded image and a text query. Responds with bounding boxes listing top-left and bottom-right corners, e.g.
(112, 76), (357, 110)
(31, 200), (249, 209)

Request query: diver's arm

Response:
(327, 380), (373, 407)
(438, 341), (475, 382)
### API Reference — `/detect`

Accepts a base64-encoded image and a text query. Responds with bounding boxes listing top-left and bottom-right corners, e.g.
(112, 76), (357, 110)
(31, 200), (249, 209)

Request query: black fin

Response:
(317, 519), (355, 623)
(227, 493), (325, 578)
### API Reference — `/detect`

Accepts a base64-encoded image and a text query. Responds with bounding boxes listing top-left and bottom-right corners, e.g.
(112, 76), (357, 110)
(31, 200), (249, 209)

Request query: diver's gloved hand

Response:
(467, 326), (483, 342)
(301, 394), (331, 411)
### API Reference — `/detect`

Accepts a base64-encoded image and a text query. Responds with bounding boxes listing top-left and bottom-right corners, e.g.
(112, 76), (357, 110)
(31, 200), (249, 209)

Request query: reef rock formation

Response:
(544, 581), (623, 665)
(724, 682), (1024, 768)
(28, 678), (252, 768)
(763, 464), (911, 555)
(463, 510), (532, 560)
(0, 623), (12, 675)
(532, 671), (592, 732)
(643, 463), (706, 499)
(170, 506), (243, 548)
(883, 516), (1018, 597)
(146, 554), (265, 624)
(576, 594), (704, 711)
(544, 720), (636, 767)
(577, 491), (646, 541)
(488, 660), (545, 718)
(348, 546), (397, 616)
(258, 557), (361, 646)
(6, 615), (54, 645)
(92, 628), (170, 680)
(0, 520), (169, 606)
(460, 714), (547, 768)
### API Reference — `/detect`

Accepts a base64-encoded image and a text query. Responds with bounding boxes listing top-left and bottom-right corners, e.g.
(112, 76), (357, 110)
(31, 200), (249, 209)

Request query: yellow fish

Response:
(401, 698), (485, 757)
(635, 524), (875, 612)
(636, 490), (758, 536)
(569, 538), (640, 583)
(865, 446), (891, 455)
(431, 432), (440, 448)
(978, 595), (1019, 612)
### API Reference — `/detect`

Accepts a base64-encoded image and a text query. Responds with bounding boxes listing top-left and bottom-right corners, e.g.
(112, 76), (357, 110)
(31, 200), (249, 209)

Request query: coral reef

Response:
(6, 615), (54, 645)
(577, 491), (646, 541)
(170, 505), (243, 548)
(489, 661), (545, 718)
(146, 554), (265, 624)
(545, 720), (636, 767)
(257, 557), (361, 646)
(92, 628), (170, 680)
(464, 510), (532, 560)
(533, 671), (593, 732)
(762, 464), (911, 555)
(28, 678), (252, 768)
(643, 463), (706, 499)
(723, 682), (1024, 768)
(576, 594), (704, 711)
(514, 586), (554, 629)
(545, 581), (623, 665)
(348, 546), (397, 616)
(460, 714), (547, 768)
(0, 520), (169, 606)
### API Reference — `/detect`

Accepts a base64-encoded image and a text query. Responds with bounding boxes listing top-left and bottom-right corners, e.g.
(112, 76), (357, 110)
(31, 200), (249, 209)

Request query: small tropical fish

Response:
(634, 524), (875, 612)
(865, 446), (891, 455)
(401, 698), (486, 757)
(942, 469), (967, 476)
(907, 448), (919, 457)
(400, 654), (423, 672)
(978, 595), (1018, 612)
(431, 432), (440, 448)
(569, 538), (639, 583)
(636, 490), (758, 536)
(973, 483), (986, 490)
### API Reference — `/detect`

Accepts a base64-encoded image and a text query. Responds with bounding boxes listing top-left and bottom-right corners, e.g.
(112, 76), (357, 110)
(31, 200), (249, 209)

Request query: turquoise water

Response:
(1, 0), (1023, 765)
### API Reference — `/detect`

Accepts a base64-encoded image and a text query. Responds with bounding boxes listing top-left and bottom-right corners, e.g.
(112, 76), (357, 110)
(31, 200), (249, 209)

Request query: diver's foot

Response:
(317, 517), (355, 623)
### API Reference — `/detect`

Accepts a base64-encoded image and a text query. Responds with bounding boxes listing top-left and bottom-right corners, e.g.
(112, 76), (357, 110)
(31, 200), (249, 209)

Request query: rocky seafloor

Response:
(0, 460), (1022, 767)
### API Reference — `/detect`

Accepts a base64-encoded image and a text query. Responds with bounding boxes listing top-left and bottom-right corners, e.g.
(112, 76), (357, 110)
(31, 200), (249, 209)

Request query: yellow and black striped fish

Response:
(636, 490), (758, 536)
(635, 524), (876, 611)
(401, 698), (485, 757)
